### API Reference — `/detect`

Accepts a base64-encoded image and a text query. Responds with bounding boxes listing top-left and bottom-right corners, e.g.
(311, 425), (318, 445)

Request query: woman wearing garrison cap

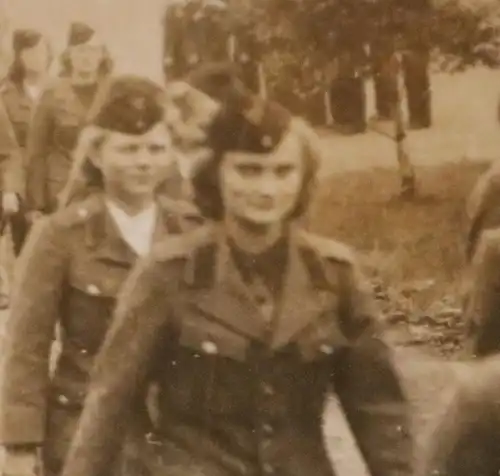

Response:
(62, 69), (413, 476)
(0, 74), (201, 476)
(25, 22), (113, 216)
(0, 29), (52, 307)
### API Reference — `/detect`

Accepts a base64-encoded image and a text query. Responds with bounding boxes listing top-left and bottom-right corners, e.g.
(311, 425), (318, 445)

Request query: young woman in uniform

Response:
(0, 29), (52, 256)
(25, 22), (113, 216)
(0, 75), (200, 476)
(61, 68), (414, 476)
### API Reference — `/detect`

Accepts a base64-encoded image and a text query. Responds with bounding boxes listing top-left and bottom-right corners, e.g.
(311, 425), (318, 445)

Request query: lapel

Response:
(85, 195), (179, 268)
(190, 226), (336, 345)
(85, 196), (137, 267)
(271, 229), (336, 349)
(191, 226), (270, 340)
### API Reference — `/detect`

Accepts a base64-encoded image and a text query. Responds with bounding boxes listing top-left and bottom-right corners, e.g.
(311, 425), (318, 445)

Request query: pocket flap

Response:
(179, 312), (249, 361)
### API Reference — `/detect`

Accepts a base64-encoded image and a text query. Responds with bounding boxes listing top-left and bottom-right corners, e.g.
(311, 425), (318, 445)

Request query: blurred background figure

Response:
(0, 28), (52, 309)
(162, 0), (262, 95)
(25, 21), (113, 216)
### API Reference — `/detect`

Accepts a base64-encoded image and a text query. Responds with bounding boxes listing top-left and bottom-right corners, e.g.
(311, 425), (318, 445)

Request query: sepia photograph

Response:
(0, 0), (498, 475)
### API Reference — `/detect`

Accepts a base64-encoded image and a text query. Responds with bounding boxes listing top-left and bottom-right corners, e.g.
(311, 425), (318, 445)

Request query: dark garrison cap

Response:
(67, 22), (95, 47)
(13, 29), (43, 52)
(88, 75), (166, 135)
(186, 62), (292, 155)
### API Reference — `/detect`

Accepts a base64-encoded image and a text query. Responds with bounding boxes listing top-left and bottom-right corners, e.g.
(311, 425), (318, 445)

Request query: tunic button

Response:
(164, 56), (173, 66)
(57, 394), (70, 406)
(86, 284), (101, 296)
(77, 208), (88, 218)
(201, 340), (218, 355)
(262, 463), (275, 474)
(261, 383), (275, 396)
(79, 348), (88, 355)
(320, 343), (334, 355)
(261, 135), (273, 148)
(262, 423), (273, 435)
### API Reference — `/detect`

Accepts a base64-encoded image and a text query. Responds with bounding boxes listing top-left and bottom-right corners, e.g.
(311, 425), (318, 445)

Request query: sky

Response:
(0, 0), (168, 81)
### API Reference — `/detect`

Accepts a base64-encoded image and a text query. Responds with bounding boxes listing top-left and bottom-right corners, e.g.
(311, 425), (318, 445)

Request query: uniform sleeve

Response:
(419, 373), (500, 476)
(334, 259), (414, 476)
(0, 218), (69, 445)
(0, 96), (23, 195)
(61, 255), (177, 476)
(465, 166), (500, 261)
(25, 88), (55, 212)
(462, 234), (500, 356)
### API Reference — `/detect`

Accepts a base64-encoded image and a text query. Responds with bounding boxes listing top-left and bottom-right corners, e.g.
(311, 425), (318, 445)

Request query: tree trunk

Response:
(391, 52), (417, 199)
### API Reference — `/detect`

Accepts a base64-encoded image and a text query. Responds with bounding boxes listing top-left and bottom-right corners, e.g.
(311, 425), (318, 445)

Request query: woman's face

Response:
(69, 42), (104, 76)
(92, 124), (176, 202)
(219, 131), (305, 227)
(20, 40), (50, 75)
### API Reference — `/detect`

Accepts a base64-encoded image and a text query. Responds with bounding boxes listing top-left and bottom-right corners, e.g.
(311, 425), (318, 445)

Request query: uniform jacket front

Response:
(420, 354), (500, 476)
(465, 161), (500, 261)
(62, 224), (414, 476)
(462, 228), (500, 356)
(25, 77), (111, 213)
(0, 78), (36, 197)
(0, 192), (201, 474)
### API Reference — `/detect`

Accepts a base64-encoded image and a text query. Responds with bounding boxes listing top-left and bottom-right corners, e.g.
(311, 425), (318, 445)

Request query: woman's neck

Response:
(71, 71), (98, 86)
(23, 71), (43, 87)
(105, 192), (155, 217)
(225, 216), (285, 255)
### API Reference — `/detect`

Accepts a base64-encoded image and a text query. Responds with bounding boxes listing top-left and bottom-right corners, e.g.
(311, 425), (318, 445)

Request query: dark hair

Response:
(191, 118), (321, 221)
(59, 45), (114, 78)
(6, 36), (52, 86)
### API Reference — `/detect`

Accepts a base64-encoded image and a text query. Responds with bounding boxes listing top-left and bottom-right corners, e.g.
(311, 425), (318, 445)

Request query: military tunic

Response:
(461, 228), (500, 357)
(62, 224), (413, 476)
(0, 78), (35, 254)
(25, 77), (111, 213)
(0, 192), (201, 476)
(420, 355), (500, 476)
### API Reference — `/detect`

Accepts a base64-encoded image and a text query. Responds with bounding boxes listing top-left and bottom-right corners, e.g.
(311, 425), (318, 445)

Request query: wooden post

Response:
(391, 51), (416, 199)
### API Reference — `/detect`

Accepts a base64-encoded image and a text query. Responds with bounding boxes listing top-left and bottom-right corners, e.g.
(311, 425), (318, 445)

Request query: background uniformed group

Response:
(0, 1), (497, 476)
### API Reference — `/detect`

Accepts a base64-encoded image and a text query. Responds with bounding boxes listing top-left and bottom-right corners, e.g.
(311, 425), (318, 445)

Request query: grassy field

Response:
(310, 161), (488, 311)
(311, 161), (489, 469)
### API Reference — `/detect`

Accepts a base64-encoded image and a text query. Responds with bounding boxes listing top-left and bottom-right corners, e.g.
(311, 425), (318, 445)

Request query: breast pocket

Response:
(172, 309), (253, 415)
(179, 310), (250, 362)
(64, 262), (129, 353)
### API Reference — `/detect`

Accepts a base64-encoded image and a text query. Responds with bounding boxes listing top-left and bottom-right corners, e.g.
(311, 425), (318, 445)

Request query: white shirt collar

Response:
(105, 200), (158, 256)
(24, 83), (42, 102)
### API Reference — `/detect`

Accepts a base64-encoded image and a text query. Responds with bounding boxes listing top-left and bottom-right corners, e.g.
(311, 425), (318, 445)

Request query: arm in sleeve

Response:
(25, 89), (55, 212)
(61, 254), (178, 476)
(419, 365), (500, 476)
(0, 218), (68, 445)
(333, 259), (414, 476)
(466, 166), (500, 260)
(0, 97), (23, 195)
(462, 232), (500, 357)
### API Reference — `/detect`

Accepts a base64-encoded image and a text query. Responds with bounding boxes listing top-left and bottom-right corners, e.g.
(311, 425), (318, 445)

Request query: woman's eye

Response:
(118, 144), (140, 154)
(236, 164), (262, 176)
(275, 165), (294, 177)
(148, 144), (167, 154)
